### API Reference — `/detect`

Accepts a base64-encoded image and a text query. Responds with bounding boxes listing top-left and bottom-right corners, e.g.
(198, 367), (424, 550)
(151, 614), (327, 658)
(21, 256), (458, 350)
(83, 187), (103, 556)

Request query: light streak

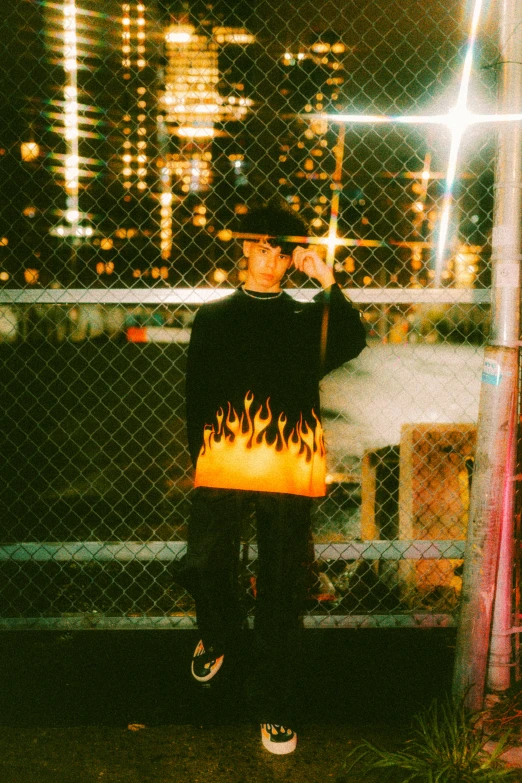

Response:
(325, 124), (345, 268)
(313, 0), (522, 286)
(176, 126), (216, 139)
(51, 0), (85, 236)
(231, 232), (385, 248)
(49, 0), (100, 238)
(62, 0), (79, 229)
(157, 114), (173, 259)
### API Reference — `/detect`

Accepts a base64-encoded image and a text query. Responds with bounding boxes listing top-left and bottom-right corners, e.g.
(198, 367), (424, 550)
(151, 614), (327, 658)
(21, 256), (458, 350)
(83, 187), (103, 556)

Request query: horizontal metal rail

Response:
(0, 613), (457, 631)
(0, 287), (491, 305)
(0, 540), (466, 561)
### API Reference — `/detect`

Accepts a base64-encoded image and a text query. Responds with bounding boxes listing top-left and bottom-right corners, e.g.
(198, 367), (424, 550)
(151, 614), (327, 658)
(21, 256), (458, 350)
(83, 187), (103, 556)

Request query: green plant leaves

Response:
(342, 694), (517, 782)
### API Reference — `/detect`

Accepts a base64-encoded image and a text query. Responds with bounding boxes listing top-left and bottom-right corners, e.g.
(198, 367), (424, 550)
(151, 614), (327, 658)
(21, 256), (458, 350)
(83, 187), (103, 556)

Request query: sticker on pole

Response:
(495, 263), (520, 288)
(482, 359), (502, 386)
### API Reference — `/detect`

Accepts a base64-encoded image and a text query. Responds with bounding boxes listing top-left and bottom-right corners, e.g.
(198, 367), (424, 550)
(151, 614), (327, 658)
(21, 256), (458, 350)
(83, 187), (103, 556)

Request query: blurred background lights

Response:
(213, 268), (228, 283)
(24, 269), (40, 285)
(319, 0), (522, 286)
(20, 142), (40, 162)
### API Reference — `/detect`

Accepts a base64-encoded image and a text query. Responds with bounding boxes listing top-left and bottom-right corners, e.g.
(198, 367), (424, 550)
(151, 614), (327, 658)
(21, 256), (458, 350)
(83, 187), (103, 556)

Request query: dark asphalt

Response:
(0, 628), (454, 727)
(0, 628), (456, 782)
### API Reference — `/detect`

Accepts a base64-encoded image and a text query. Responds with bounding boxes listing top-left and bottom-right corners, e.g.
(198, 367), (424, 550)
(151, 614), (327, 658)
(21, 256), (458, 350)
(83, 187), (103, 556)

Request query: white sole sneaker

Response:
(191, 639), (224, 683)
(261, 724), (297, 755)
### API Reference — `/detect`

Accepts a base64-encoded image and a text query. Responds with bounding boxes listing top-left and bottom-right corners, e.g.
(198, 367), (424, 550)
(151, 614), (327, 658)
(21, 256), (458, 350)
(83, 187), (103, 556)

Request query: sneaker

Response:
(191, 639), (224, 683)
(260, 723), (297, 755)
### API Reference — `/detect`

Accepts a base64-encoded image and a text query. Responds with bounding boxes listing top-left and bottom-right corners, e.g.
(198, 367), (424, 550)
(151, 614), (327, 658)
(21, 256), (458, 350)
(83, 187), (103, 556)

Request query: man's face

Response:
(243, 239), (292, 293)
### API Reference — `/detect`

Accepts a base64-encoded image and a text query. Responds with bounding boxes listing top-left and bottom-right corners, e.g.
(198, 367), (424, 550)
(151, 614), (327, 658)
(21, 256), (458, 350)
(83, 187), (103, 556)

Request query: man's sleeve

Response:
(312, 284), (367, 377)
(185, 307), (211, 468)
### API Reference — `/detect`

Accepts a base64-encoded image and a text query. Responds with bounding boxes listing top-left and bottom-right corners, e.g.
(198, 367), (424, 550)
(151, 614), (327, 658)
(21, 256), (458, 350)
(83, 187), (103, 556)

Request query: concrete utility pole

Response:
(452, 0), (522, 711)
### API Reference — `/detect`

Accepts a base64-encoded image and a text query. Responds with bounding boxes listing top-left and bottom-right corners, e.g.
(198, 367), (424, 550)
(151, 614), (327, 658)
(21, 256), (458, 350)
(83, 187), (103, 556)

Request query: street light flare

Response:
(311, 0), (521, 287)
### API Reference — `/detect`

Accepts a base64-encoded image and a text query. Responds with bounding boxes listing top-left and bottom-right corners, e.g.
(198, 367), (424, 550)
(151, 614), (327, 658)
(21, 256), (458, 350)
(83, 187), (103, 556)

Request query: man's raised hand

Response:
(292, 246), (336, 289)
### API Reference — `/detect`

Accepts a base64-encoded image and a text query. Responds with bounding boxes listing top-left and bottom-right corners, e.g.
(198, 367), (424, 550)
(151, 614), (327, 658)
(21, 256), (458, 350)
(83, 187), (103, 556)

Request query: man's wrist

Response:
(318, 271), (336, 289)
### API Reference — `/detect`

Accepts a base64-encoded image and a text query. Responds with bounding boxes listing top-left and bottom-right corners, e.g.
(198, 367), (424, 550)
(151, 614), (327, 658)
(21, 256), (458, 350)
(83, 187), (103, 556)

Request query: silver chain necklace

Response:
(241, 286), (283, 300)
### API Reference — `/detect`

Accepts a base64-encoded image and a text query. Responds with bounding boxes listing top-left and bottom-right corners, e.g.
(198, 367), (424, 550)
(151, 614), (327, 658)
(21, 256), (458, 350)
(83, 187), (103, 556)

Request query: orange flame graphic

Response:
(195, 393), (326, 497)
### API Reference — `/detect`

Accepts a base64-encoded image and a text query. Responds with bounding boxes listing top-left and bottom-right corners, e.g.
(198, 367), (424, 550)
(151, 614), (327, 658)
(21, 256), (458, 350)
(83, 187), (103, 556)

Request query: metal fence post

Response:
(488, 382), (518, 692)
(452, 0), (522, 711)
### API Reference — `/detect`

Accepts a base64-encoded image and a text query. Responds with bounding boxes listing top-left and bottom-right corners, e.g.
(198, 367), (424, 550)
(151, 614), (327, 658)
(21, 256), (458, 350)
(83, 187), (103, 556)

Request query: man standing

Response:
(183, 204), (367, 754)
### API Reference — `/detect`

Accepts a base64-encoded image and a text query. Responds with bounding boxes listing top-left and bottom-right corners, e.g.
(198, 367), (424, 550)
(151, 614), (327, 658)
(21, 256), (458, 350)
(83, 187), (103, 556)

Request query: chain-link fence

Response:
(0, 0), (500, 629)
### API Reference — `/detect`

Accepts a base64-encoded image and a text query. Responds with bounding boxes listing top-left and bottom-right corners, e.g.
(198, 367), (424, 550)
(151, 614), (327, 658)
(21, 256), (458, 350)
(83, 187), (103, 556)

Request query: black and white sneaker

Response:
(260, 723), (297, 755)
(191, 639), (224, 683)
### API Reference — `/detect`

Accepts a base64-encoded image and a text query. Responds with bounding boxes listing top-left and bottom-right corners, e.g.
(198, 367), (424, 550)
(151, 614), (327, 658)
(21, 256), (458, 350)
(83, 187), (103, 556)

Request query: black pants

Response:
(183, 486), (312, 724)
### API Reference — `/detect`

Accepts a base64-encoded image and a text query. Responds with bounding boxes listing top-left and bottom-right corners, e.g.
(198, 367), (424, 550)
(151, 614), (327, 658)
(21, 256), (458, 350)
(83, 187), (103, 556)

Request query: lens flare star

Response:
(313, 0), (522, 286)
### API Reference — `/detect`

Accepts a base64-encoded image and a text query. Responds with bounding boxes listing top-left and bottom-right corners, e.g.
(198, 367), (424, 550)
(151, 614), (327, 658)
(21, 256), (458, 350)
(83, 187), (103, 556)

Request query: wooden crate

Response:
(398, 423), (475, 599)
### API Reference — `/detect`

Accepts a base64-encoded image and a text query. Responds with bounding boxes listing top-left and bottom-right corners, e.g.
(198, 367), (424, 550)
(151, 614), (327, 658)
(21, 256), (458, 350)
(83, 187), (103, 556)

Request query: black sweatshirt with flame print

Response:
(185, 285), (367, 497)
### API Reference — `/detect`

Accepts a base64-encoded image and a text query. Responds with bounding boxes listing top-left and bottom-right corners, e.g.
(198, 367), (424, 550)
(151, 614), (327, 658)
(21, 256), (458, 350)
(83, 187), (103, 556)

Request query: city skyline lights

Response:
(2, 0), (500, 288)
(120, 2), (152, 194)
(315, 0), (520, 286)
(58, 0), (81, 235)
(47, 0), (102, 238)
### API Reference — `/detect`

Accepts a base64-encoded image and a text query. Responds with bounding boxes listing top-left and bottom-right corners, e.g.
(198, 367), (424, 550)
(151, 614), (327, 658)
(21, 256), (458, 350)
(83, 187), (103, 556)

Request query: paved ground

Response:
(0, 628), (455, 782)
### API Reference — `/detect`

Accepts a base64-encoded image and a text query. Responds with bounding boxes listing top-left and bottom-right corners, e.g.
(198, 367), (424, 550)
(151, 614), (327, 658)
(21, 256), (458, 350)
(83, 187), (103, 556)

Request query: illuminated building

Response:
(0, 0), (111, 285)
(158, 3), (254, 262)
(10, 0), (253, 282)
(44, 0), (107, 244)
(113, 2), (163, 279)
(276, 31), (350, 238)
(119, 2), (158, 198)
(275, 28), (493, 290)
(0, 0), (50, 285)
(22, 0), (162, 283)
